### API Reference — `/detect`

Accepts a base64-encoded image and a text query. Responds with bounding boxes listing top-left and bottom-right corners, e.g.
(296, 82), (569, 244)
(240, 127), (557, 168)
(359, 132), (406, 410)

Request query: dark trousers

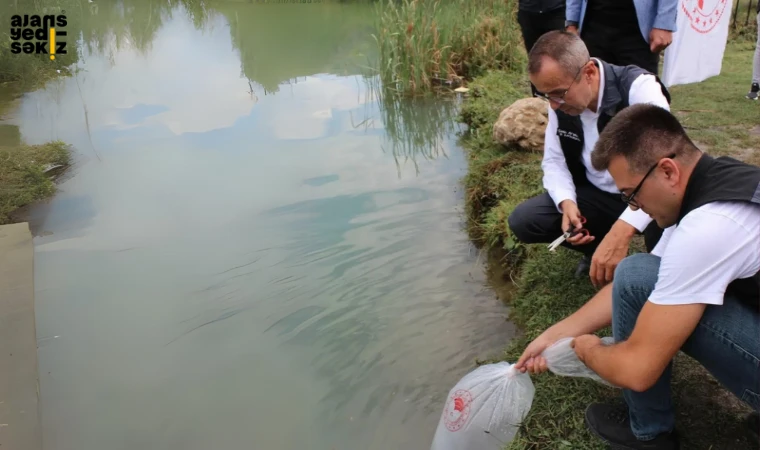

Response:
(517, 7), (566, 96)
(507, 185), (663, 257)
(580, 17), (660, 74)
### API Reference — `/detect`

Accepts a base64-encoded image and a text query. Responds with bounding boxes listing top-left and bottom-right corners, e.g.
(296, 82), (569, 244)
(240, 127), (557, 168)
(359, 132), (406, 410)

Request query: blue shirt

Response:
(566, 0), (679, 43)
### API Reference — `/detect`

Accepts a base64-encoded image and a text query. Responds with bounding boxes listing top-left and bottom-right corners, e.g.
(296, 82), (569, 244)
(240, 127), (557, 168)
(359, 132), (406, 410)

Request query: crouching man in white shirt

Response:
(514, 103), (760, 450)
(508, 30), (668, 286)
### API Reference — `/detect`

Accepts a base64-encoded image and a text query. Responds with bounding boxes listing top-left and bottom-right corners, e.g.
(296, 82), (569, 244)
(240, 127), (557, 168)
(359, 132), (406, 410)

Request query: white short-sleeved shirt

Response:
(649, 201), (760, 306)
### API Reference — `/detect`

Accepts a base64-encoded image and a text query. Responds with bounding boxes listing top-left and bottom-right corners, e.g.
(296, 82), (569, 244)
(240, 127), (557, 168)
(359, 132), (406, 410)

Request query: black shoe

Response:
(747, 83), (759, 100)
(575, 255), (591, 279)
(585, 402), (680, 449)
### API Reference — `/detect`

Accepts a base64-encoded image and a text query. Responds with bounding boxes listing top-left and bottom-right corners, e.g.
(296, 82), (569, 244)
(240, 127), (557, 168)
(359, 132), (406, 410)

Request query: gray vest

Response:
(555, 60), (671, 187)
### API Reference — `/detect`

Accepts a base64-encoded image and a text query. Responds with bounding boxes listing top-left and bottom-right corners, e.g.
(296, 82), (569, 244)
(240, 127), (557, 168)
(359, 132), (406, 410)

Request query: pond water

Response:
(2, 1), (517, 449)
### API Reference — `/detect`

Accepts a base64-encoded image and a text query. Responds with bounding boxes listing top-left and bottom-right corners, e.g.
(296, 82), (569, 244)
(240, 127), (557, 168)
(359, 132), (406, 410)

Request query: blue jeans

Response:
(612, 253), (760, 440)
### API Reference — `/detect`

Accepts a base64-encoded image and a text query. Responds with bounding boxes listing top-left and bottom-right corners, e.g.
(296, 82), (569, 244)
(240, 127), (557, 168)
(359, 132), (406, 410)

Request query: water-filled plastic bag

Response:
(431, 336), (615, 449)
(430, 362), (534, 450)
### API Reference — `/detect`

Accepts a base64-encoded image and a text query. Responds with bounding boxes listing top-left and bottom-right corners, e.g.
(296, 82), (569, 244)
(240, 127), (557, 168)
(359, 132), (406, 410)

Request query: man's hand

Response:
(570, 334), (602, 363)
(559, 200), (594, 246)
(566, 25), (578, 35)
(515, 284), (617, 376)
(649, 28), (673, 53)
(571, 302), (706, 391)
(514, 325), (568, 374)
(589, 220), (636, 288)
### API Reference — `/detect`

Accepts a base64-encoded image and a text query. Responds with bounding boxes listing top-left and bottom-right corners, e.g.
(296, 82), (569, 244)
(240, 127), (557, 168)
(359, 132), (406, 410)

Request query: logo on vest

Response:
(681, 0), (729, 34)
(557, 129), (581, 142)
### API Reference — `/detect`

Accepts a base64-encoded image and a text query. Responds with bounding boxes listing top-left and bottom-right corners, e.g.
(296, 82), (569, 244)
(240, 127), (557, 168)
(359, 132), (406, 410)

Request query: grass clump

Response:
(0, 141), (71, 224)
(372, 0), (524, 95)
(461, 40), (759, 449)
(459, 70), (543, 256)
(0, 37), (72, 91)
(459, 70), (531, 129)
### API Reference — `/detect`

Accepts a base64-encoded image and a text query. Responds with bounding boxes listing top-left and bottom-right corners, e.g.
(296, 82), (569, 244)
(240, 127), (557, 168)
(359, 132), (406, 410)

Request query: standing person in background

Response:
(564, 0), (678, 75)
(747, 0), (760, 100)
(517, 0), (567, 96)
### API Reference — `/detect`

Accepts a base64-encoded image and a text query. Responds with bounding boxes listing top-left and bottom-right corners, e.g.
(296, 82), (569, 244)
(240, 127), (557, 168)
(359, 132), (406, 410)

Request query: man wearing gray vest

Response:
(515, 103), (760, 449)
(508, 30), (667, 286)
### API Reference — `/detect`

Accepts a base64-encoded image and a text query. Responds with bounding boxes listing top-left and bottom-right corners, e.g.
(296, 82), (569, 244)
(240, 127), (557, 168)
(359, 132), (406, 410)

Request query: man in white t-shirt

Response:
(514, 103), (760, 450)
(508, 30), (667, 287)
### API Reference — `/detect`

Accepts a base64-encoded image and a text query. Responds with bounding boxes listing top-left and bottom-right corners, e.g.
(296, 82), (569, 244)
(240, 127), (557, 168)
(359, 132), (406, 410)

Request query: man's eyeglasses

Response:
(534, 61), (588, 104)
(620, 153), (677, 208)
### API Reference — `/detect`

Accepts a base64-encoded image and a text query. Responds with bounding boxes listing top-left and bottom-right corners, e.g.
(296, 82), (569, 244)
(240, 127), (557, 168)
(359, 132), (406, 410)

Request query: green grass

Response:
(0, 41), (73, 92)
(668, 39), (760, 163)
(459, 70), (542, 258)
(0, 141), (71, 224)
(372, 0), (525, 96)
(460, 40), (760, 449)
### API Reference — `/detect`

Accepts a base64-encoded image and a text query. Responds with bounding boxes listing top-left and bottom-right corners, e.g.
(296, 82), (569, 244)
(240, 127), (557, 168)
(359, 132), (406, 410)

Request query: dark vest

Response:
(678, 154), (760, 308)
(555, 60), (671, 187)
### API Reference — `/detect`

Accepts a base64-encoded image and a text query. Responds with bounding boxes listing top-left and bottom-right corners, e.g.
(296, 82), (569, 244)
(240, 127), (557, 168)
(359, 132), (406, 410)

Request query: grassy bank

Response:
(0, 85), (71, 225)
(0, 84), (72, 227)
(0, 141), (71, 224)
(460, 40), (760, 449)
(372, 0), (524, 95)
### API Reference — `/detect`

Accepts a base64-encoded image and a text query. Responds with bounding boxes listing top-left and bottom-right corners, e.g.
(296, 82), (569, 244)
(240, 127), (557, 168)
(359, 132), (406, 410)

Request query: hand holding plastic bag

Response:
(431, 336), (615, 449)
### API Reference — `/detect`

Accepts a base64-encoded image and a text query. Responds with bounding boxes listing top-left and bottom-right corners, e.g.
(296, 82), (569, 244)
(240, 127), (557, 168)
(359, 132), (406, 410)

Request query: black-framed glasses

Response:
(534, 61), (589, 104)
(620, 153), (677, 208)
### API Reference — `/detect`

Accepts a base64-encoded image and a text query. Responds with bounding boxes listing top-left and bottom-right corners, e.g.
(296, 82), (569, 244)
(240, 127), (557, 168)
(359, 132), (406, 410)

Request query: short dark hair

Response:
(527, 30), (589, 77)
(591, 103), (701, 173)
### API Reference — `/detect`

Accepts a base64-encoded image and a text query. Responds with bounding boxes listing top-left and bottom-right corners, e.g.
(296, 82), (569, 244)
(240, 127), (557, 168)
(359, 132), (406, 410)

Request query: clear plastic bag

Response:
(430, 362), (535, 450)
(542, 336), (616, 387)
(430, 336), (616, 449)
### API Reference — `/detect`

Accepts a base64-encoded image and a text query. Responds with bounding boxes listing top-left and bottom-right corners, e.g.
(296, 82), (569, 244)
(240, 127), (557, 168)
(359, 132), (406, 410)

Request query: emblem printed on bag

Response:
(681, 0), (729, 34)
(443, 389), (472, 432)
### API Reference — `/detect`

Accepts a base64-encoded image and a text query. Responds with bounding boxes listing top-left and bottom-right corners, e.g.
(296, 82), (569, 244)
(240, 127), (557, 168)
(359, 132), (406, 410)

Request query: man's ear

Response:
(583, 61), (594, 81)
(660, 159), (680, 186)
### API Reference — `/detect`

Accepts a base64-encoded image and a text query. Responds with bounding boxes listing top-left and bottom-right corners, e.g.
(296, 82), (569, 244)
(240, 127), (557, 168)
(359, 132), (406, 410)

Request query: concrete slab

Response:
(0, 223), (41, 450)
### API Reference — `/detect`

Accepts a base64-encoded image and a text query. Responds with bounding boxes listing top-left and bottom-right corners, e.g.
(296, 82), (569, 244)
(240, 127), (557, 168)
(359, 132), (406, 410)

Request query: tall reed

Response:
(372, 0), (524, 96)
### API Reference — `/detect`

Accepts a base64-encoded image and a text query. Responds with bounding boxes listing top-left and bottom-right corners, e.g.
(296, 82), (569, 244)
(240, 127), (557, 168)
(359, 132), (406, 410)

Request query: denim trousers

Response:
(611, 253), (760, 440)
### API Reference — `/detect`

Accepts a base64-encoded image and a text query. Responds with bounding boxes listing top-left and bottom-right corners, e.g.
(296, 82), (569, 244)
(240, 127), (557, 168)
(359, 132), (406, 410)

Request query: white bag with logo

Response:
(430, 336), (615, 449)
(430, 362), (534, 450)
